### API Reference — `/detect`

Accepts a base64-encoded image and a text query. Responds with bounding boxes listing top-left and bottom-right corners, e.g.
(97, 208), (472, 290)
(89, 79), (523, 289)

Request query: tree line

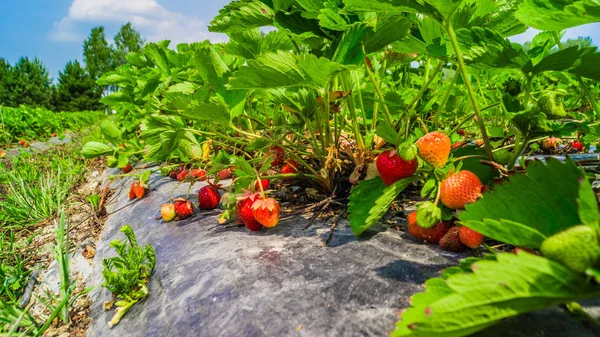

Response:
(0, 23), (144, 112)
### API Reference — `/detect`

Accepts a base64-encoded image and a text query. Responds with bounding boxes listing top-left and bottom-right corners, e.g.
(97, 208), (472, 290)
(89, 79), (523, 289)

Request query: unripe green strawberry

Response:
(106, 156), (118, 168)
(541, 225), (600, 273)
(537, 92), (566, 118)
(160, 166), (171, 176)
(416, 131), (451, 168)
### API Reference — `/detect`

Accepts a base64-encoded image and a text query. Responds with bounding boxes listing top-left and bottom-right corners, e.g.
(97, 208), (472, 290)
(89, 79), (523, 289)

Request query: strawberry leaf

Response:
(577, 176), (600, 230)
(515, 0), (600, 31)
(393, 252), (600, 337)
(227, 52), (344, 89)
(459, 158), (586, 248)
(348, 176), (416, 236)
(209, 1), (275, 33)
(81, 142), (115, 159)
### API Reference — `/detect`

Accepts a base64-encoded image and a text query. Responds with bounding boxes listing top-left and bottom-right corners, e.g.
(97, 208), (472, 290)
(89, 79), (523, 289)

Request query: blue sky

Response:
(0, 0), (599, 81)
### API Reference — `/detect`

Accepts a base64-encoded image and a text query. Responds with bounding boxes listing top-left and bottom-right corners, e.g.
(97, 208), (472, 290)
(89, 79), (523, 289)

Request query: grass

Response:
(0, 150), (84, 228)
(0, 123), (106, 335)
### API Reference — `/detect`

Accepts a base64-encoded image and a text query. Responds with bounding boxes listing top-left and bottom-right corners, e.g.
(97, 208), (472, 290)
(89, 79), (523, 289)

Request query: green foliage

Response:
(56, 60), (102, 112)
(113, 23), (146, 68)
(458, 159), (585, 248)
(102, 225), (155, 327)
(348, 177), (416, 236)
(392, 252), (600, 337)
(515, 0), (600, 31)
(83, 27), (114, 81)
(0, 106), (105, 142)
(0, 57), (54, 109)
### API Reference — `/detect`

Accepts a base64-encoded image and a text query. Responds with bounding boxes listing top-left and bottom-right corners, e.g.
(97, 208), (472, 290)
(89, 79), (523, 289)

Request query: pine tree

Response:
(56, 60), (102, 111)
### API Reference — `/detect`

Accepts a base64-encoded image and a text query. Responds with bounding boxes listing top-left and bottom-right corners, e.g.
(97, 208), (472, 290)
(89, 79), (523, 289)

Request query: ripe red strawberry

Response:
(161, 203), (176, 222)
(52, 133), (58, 137)
(375, 150), (418, 186)
(198, 185), (221, 210)
(122, 163), (133, 173)
(457, 129), (466, 136)
(173, 198), (194, 219)
(177, 169), (189, 182)
(132, 182), (146, 199)
(416, 131), (451, 168)
(128, 183), (136, 200)
(190, 169), (207, 181)
(218, 168), (232, 180)
(572, 140), (584, 152)
(458, 226), (484, 249)
(0, 149), (5, 158)
(269, 146), (285, 166)
(237, 195), (263, 231)
(407, 212), (451, 244)
(253, 179), (270, 191)
(18, 139), (25, 146)
(439, 227), (467, 252)
(440, 170), (483, 209)
(22, 141), (29, 148)
(251, 197), (280, 228)
(281, 161), (298, 175)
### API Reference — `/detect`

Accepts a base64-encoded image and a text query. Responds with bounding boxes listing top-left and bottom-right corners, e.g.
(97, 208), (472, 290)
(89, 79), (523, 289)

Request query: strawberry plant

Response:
(78, 0), (600, 332)
(102, 225), (155, 328)
(392, 158), (600, 336)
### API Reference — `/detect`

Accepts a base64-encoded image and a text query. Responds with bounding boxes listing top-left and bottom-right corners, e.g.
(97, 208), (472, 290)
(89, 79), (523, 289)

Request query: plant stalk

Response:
(445, 20), (494, 160)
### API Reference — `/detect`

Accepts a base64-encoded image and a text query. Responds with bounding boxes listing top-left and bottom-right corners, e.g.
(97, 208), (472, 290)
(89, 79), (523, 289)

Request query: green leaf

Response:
(459, 158), (586, 248)
(343, 0), (458, 23)
(194, 44), (230, 86)
(392, 252), (600, 337)
(100, 120), (122, 145)
(457, 27), (530, 69)
(100, 92), (130, 106)
(375, 120), (399, 146)
(348, 177), (416, 236)
(515, 0), (600, 31)
(421, 179), (437, 198)
(578, 177), (600, 229)
(227, 52), (344, 89)
(143, 42), (171, 74)
(332, 23), (370, 65)
(167, 82), (197, 94)
(183, 95), (231, 126)
(318, 6), (350, 31)
(81, 142), (114, 159)
(364, 16), (411, 54)
(209, 1), (274, 33)
(117, 154), (130, 169)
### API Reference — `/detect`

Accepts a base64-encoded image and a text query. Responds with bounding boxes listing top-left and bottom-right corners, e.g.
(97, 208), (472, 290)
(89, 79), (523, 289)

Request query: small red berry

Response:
(122, 163), (133, 173)
(173, 198), (194, 219)
(376, 150), (418, 186)
(198, 185), (221, 210)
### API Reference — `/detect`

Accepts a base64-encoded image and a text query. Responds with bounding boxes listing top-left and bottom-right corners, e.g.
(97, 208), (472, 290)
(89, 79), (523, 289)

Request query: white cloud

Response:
(49, 0), (227, 45)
